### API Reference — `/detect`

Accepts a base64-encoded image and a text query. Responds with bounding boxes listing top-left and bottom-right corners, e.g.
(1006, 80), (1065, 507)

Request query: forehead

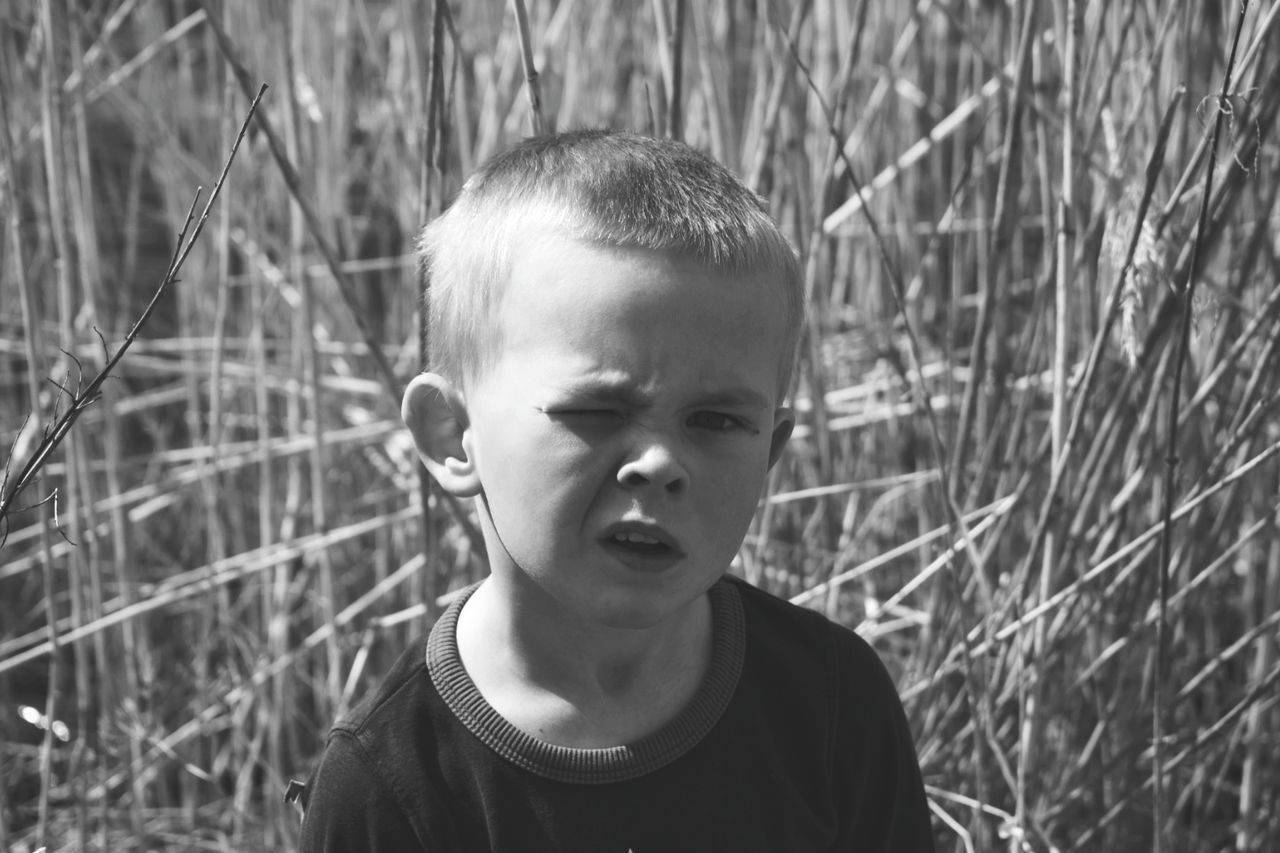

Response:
(505, 227), (786, 317)
(505, 234), (784, 332)
(494, 234), (788, 391)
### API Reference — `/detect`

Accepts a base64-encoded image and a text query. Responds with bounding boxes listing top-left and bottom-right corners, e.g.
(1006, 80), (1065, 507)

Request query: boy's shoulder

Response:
(728, 575), (934, 850)
(331, 631), (435, 744)
(299, 632), (448, 849)
(727, 574), (916, 754)
(726, 573), (896, 687)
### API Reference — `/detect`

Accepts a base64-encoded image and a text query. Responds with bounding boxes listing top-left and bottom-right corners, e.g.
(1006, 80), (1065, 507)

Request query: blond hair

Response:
(417, 130), (803, 395)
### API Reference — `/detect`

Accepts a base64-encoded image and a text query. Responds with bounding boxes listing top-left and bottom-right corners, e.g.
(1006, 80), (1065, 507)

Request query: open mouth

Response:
(606, 530), (675, 556)
(600, 525), (684, 561)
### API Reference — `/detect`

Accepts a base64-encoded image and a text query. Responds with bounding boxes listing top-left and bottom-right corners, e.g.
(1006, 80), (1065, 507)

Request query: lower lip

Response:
(600, 539), (685, 573)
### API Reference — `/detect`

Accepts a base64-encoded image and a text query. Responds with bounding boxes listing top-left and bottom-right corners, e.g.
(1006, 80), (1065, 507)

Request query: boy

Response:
(300, 130), (935, 852)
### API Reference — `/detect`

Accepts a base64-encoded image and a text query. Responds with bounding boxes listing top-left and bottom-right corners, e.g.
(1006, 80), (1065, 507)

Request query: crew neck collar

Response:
(426, 578), (745, 784)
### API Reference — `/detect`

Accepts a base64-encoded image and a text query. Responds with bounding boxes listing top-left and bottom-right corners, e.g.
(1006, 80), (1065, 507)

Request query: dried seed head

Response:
(1101, 185), (1171, 368)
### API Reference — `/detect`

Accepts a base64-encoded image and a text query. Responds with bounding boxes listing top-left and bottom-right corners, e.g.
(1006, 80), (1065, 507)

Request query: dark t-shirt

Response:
(299, 575), (935, 852)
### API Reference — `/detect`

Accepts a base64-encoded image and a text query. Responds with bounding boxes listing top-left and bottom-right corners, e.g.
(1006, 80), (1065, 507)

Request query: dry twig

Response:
(0, 85), (266, 545)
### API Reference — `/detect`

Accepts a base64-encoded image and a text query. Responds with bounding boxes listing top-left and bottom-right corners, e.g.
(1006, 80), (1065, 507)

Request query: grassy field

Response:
(2, 1), (1279, 850)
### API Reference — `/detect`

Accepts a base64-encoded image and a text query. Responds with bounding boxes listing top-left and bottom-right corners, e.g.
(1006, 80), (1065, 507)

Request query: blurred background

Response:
(2, 1), (1278, 850)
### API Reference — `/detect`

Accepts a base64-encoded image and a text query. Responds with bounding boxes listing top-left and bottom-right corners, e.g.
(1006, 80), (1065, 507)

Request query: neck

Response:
(455, 574), (713, 747)
(471, 571), (710, 698)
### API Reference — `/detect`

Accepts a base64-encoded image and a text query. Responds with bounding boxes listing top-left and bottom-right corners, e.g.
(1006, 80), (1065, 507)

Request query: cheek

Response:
(480, 424), (603, 509)
(702, 440), (773, 484)
(701, 461), (767, 515)
(713, 451), (774, 516)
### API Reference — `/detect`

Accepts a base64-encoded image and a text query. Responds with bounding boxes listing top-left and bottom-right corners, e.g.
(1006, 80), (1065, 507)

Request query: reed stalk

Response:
(511, 0), (546, 134)
(198, 0), (401, 401)
(3, 3), (1280, 847)
(2, 49), (60, 853)
(1154, 5), (1251, 849)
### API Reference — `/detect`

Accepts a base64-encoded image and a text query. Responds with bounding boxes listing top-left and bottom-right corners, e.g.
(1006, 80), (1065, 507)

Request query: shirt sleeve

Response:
(298, 730), (425, 853)
(829, 625), (937, 853)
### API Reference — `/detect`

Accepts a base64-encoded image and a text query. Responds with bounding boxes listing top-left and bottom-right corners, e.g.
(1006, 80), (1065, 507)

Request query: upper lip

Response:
(599, 520), (685, 556)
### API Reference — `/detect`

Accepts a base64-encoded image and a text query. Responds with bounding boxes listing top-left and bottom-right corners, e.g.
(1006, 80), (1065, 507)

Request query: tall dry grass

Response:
(2, 1), (1279, 851)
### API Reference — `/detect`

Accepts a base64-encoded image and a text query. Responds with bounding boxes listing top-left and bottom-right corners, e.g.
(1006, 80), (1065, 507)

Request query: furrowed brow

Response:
(549, 377), (649, 407)
(693, 388), (772, 410)
(548, 378), (771, 411)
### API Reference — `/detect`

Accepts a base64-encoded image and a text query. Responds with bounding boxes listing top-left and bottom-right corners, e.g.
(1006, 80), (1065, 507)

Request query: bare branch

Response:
(0, 88), (265, 535)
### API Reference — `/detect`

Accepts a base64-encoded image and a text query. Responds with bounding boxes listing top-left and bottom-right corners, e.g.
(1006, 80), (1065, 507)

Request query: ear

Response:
(767, 406), (794, 471)
(402, 373), (482, 497)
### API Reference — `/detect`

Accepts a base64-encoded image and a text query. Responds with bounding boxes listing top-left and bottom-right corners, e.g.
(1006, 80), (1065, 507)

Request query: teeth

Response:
(613, 531), (662, 546)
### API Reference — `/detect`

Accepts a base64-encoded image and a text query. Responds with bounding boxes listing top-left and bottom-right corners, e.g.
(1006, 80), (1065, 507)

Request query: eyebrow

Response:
(549, 378), (644, 403)
(550, 379), (771, 411)
(690, 388), (772, 410)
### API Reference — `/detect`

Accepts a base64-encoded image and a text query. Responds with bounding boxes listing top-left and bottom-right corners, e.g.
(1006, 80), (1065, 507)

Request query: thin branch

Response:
(0, 86), (264, 541)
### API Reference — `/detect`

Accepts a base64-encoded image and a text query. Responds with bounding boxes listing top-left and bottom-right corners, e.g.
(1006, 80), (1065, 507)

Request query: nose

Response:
(617, 437), (688, 495)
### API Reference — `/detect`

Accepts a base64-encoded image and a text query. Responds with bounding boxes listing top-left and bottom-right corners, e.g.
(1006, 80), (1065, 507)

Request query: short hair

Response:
(417, 129), (803, 396)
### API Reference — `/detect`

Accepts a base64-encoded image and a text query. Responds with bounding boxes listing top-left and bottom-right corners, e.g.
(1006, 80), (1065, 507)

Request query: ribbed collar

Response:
(426, 578), (745, 784)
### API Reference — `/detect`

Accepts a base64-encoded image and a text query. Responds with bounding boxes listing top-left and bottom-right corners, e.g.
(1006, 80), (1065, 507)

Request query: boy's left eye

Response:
(687, 411), (755, 433)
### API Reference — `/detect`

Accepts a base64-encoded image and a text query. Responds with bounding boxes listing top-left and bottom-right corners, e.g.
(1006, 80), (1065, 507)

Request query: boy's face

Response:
(454, 234), (793, 630)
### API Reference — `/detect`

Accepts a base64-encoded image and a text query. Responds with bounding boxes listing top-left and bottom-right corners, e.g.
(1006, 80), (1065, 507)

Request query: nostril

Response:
(618, 444), (687, 492)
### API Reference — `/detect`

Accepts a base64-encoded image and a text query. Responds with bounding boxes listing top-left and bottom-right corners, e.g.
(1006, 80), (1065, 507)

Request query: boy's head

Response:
(417, 129), (803, 395)
(404, 131), (801, 629)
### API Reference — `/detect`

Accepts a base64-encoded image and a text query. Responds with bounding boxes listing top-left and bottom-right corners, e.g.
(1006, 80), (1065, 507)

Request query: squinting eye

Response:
(688, 411), (754, 433)
(542, 408), (624, 427)
(553, 409), (618, 419)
